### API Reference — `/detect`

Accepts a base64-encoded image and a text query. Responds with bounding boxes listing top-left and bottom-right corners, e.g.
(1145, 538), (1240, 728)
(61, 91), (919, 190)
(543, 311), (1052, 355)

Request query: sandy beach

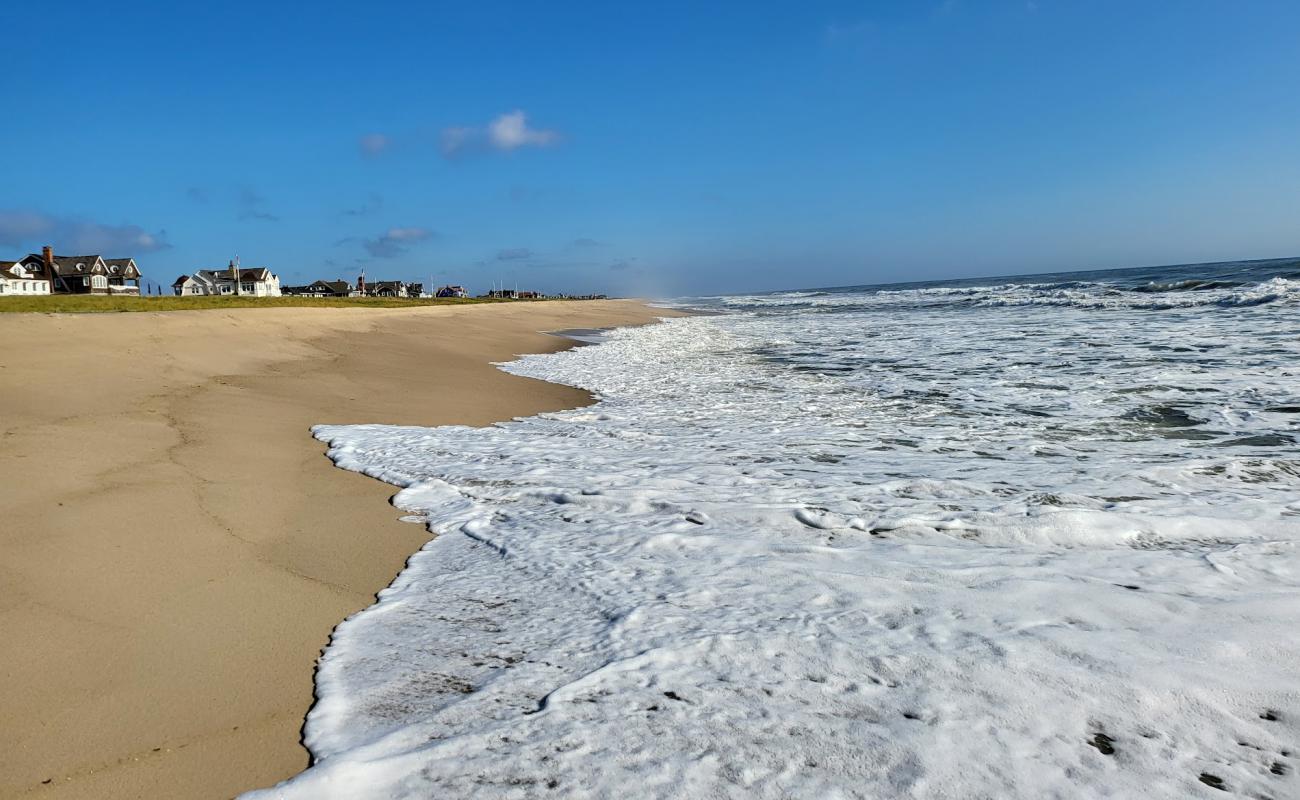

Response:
(0, 300), (678, 799)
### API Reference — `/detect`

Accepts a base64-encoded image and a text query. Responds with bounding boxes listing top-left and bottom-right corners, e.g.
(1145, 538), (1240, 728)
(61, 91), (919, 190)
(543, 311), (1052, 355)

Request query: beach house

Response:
(172, 260), (282, 297)
(0, 260), (52, 295)
(435, 285), (467, 298)
(281, 279), (352, 297)
(12, 246), (141, 295)
(365, 280), (409, 297)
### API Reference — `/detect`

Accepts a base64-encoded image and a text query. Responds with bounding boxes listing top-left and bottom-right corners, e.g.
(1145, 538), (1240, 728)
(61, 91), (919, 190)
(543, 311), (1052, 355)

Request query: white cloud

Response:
(487, 110), (559, 151)
(440, 111), (560, 157)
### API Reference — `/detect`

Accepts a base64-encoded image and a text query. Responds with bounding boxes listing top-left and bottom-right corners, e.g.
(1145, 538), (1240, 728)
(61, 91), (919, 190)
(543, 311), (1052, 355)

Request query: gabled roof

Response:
(23, 254), (106, 275)
(16, 253), (138, 278)
(57, 256), (104, 274)
(189, 268), (274, 283)
(172, 275), (195, 287)
(103, 258), (139, 276)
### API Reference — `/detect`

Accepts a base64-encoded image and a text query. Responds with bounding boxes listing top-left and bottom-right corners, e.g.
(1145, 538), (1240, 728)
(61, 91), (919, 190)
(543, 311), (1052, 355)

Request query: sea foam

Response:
(247, 266), (1300, 799)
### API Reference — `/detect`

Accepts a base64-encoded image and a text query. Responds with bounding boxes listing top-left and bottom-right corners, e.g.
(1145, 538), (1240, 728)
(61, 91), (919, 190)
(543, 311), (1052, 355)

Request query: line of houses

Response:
(172, 264), (468, 299)
(279, 275), (431, 298)
(0, 246), (142, 296)
(2, 246), (575, 302)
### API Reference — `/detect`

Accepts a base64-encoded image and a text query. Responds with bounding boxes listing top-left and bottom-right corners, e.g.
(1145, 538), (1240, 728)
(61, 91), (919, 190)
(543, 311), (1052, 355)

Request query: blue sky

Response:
(3, 1), (1299, 296)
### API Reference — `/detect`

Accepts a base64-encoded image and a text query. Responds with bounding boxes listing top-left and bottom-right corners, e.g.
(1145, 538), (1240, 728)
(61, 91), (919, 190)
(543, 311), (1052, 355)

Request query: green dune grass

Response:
(0, 295), (530, 313)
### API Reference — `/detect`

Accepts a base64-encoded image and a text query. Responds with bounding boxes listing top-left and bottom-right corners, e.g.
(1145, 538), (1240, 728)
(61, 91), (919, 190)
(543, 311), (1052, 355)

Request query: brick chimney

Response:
(42, 245), (53, 269)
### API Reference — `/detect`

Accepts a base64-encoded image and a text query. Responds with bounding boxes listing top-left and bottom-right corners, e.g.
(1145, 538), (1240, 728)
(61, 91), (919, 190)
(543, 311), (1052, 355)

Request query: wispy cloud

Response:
(359, 133), (391, 157)
(439, 126), (475, 157)
(362, 226), (436, 258)
(496, 247), (533, 261)
(570, 237), (606, 249)
(238, 188), (280, 222)
(343, 193), (384, 217)
(824, 19), (875, 44)
(0, 209), (172, 253)
(441, 111), (560, 158)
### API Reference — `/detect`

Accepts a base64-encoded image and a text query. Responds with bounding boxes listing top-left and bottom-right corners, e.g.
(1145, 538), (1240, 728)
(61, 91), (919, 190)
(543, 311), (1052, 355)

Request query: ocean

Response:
(249, 257), (1300, 798)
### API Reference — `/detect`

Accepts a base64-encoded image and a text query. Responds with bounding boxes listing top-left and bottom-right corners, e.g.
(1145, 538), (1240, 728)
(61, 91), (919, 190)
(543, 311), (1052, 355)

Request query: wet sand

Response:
(0, 300), (679, 799)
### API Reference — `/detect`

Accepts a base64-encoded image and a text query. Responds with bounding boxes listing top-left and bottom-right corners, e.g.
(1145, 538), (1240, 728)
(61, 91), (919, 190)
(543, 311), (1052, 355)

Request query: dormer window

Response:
(76, 264), (85, 272)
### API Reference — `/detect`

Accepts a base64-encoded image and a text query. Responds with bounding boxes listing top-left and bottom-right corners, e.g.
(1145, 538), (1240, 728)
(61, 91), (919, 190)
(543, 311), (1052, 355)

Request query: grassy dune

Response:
(0, 295), (523, 314)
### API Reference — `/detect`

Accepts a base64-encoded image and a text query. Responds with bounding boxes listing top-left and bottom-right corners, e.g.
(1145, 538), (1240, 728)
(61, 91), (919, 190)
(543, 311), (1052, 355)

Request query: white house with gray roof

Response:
(172, 260), (282, 297)
(0, 260), (52, 295)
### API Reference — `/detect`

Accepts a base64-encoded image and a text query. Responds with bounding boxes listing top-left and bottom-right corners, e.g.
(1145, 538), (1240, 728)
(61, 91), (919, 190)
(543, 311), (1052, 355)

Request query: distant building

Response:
(483, 288), (544, 299)
(11, 246), (141, 295)
(435, 284), (467, 298)
(0, 260), (51, 295)
(367, 280), (408, 298)
(172, 260), (282, 297)
(281, 279), (352, 297)
(279, 277), (426, 299)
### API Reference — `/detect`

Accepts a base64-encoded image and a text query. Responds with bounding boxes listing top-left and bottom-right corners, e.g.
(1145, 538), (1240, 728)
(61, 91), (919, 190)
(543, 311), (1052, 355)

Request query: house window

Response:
(91, 275), (108, 289)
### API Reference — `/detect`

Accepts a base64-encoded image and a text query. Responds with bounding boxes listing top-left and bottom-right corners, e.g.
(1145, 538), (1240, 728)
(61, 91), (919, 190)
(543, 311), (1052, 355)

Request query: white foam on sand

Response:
(246, 286), (1300, 798)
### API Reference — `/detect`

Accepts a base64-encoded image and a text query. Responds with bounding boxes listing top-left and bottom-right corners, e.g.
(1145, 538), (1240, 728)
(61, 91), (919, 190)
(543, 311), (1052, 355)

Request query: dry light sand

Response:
(0, 300), (679, 799)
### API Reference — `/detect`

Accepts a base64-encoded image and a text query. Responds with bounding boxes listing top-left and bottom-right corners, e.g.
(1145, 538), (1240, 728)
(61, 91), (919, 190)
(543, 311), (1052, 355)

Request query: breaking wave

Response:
(248, 256), (1300, 800)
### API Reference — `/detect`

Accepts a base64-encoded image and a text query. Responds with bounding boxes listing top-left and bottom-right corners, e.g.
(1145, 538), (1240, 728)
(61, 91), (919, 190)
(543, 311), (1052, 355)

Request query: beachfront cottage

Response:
(172, 261), (282, 297)
(12, 246), (141, 295)
(435, 284), (467, 298)
(280, 279), (352, 297)
(367, 280), (408, 298)
(281, 280), (352, 297)
(0, 260), (52, 295)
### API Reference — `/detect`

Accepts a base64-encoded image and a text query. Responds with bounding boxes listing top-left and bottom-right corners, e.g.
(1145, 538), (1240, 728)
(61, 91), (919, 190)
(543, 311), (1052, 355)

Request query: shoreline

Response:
(0, 300), (682, 799)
